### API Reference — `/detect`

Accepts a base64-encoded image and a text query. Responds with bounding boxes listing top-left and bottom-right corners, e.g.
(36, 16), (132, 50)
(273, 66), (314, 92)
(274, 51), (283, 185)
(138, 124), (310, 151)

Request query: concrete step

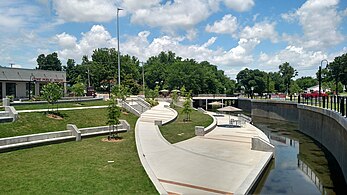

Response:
(0, 117), (13, 123)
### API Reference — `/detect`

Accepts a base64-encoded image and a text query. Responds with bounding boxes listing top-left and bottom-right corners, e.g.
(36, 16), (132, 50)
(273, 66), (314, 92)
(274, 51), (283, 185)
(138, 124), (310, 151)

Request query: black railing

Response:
(285, 95), (347, 118)
(246, 94), (347, 118)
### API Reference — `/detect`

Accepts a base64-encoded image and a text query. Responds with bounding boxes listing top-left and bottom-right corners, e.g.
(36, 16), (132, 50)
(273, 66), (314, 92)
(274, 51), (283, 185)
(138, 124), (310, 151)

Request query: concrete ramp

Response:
(135, 102), (274, 194)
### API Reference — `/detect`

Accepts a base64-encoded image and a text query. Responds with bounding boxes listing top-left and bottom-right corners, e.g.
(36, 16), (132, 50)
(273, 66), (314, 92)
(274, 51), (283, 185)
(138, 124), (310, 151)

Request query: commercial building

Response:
(0, 67), (66, 100)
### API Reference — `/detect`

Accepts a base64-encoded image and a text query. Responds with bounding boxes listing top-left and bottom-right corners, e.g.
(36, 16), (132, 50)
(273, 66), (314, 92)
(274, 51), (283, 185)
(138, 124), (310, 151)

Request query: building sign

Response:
(32, 77), (64, 82)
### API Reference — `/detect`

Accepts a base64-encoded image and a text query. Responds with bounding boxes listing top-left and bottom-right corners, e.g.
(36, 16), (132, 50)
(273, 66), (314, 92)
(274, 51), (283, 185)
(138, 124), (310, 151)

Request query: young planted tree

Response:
(41, 83), (63, 113)
(171, 91), (178, 108)
(181, 92), (192, 122)
(106, 96), (121, 139)
(71, 82), (85, 101)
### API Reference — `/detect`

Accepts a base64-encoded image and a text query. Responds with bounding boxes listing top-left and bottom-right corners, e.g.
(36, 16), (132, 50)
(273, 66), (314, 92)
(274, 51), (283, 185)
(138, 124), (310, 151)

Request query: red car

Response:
(302, 91), (328, 98)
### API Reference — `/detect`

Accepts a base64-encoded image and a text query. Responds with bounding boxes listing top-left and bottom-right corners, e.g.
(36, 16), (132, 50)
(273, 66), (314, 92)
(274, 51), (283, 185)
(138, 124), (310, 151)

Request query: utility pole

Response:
(140, 62), (145, 96)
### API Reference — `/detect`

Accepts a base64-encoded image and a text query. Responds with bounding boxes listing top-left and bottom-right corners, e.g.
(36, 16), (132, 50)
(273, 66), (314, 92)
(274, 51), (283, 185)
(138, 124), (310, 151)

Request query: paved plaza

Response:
(136, 102), (273, 194)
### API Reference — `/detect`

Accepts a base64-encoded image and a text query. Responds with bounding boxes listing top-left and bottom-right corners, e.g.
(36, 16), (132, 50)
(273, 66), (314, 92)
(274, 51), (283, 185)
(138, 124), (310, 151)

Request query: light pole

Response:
(251, 86), (254, 99)
(117, 7), (123, 88)
(319, 59), (328, 107)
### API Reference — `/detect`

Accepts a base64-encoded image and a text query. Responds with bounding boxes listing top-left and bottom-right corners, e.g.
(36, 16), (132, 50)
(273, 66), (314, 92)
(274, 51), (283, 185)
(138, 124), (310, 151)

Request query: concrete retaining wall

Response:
(298, 105), (347, 182)
(237, 98), (252, 113)
(251, 100), (298, 122)
(237, 98), (347, 182)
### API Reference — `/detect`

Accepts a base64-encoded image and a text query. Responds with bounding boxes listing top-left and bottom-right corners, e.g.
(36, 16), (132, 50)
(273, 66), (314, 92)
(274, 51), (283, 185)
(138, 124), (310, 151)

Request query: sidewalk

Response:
(136, 102), (273, 194)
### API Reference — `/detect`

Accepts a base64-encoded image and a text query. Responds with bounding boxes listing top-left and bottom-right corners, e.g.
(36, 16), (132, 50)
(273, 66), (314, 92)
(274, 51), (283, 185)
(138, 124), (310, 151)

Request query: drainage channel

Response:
(251, 117), (346, 195)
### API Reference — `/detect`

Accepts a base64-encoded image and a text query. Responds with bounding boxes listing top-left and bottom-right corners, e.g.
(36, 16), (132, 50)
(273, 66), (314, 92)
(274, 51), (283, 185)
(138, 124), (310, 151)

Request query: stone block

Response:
(195, 126), (205, 136)
(154, 120), (162, 126)
(67, 124), (81, 141)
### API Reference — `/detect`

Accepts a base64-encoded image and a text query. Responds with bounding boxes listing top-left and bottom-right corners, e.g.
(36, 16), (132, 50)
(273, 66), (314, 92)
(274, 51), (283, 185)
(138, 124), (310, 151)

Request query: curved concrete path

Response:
(136, 102), (273, 194)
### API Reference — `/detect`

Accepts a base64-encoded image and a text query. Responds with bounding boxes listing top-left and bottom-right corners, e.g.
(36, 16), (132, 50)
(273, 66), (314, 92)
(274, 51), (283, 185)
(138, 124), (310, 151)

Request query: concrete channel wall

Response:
(297, 105), (347, 182)
(237, 98), (347, 182)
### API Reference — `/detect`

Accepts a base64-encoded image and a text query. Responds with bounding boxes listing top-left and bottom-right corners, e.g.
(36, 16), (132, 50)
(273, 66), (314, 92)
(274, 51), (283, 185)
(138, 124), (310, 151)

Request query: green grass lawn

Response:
(0, 113), (157, 194)
(0, 108), (125, 138)
(13, 100), (109, 110)
(160, 107), (213, 144)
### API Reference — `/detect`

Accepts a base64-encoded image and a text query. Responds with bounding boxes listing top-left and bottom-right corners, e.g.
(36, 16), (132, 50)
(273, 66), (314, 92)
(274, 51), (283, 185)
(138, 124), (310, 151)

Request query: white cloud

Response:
(223, 0), (255, 12)
(205, 14), (238, 36)
(240, 22), (278, 43)
(186, 29), (198, 41)
(54, 25), (259, 69)
(130, 0), (213, 31)
(281, 0), (344, 49)
(52, 0), (117, 22)
(55, 25), (117, 61)
(120, 0), (160, 11)
(258, 45), (328, 74)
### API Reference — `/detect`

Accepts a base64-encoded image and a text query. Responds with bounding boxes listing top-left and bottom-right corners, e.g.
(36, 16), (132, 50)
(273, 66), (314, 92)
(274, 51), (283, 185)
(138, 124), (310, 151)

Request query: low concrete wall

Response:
(298, 105), (347, 182)
(10, 97), (103, 105)
(251, 137), (275, 153)
(5, 106), (18, 122)
(0, 120), (130, 152)
(251, 100), (298, 123)
(0, 130), (72, 147)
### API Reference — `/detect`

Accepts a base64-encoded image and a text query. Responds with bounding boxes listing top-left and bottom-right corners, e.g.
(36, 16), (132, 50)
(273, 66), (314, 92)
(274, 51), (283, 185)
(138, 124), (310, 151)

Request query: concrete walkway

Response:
(136, 102), (273, 195)
(17, 105), (108, 113)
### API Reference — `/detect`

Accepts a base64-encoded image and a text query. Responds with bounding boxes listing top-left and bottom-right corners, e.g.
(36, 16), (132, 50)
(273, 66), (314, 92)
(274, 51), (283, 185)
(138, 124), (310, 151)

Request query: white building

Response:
(0, 67), (66, 100)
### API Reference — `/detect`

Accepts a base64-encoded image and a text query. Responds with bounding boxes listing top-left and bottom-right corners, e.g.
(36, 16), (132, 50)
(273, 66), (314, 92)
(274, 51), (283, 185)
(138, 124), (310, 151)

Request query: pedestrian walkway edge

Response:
(135, 119), (168, 194)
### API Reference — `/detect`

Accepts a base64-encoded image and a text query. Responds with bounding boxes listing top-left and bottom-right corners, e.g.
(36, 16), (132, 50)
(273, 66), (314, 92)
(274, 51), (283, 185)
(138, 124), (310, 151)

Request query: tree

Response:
(290, 82), (301, 94)
(112, 85), (130, 107)
(295, 76), (317, 91)
(37, 52), (62, 71)
(236, 68), (267, 96)
(182, 92), (192, 122)
(324, 53), (347, 94)
(171, 91), (178, 107)
(71, 82), (85, 101)
(41, 83), (63, 113)
(106, 96), (121, 139)
(279, 62), (298, 94)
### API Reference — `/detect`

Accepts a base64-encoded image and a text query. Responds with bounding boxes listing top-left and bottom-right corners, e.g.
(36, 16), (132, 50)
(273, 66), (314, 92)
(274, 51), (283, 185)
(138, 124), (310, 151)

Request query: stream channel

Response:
(252, 117), (346, 195)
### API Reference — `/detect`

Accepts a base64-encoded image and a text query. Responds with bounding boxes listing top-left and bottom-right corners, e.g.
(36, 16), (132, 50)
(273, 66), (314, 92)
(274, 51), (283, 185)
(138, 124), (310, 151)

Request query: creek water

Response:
(252, 117), (346, 195)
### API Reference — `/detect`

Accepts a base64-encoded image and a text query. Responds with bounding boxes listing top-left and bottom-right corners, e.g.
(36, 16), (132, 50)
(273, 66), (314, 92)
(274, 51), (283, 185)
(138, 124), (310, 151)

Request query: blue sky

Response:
(0, 0), (346, 79)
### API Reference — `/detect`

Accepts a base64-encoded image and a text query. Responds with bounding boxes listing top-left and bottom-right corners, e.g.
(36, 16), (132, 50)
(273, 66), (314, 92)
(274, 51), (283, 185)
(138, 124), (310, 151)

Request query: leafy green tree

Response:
(37, 52), (62, 71)
(236, 68), (267, 95)
(279, 62), (298, 94)
(180, 86), (186, 97)
(106, 96), (121, 139)
(182, 93), (192, 122)
(323, 53), (347, 94)
(71, 82), (85, 101)
(171, 91), (178, 107)
(290, 82), (301, 94)
(112, 85), (129, 103)
(295, 76), (317, 91)
(41, 83), (63, 113)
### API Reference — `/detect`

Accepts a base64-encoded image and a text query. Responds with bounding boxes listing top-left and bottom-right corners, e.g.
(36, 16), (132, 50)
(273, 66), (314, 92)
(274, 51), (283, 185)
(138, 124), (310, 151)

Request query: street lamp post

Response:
(319, 59), (328, 107)
(251, 86), (254, 99)
(117, 7), (123, 88)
